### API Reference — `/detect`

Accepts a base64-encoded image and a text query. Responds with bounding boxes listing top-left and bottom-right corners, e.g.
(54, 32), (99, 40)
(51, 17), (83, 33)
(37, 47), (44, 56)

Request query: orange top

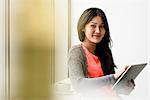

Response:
(82, 45), (104, 78)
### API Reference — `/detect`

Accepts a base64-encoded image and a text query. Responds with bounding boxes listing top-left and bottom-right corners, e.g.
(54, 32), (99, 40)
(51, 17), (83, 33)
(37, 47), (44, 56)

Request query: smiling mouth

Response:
(92, 35), (101, 38)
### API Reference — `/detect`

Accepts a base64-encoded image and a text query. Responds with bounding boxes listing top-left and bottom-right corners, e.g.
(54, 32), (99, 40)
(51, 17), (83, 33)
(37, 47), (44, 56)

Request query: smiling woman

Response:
(70, 0), (149, 99)
(68, 7), (136, 100)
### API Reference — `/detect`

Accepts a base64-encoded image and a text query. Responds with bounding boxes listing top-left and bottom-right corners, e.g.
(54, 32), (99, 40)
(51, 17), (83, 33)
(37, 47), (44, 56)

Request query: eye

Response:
(99, 24), (105, 29)
(91, 25), (96, 28)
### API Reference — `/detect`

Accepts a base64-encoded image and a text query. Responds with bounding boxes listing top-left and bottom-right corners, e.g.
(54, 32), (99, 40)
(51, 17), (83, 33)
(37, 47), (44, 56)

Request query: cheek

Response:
(85, 33), (92, 39)
(85, 29), (94, 36)
(102, 32), (105, 36)
(101, 29), (106, 36)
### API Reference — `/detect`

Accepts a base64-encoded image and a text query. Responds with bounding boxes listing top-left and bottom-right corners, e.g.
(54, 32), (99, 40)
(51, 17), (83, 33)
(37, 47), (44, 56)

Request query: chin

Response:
(94, 39), (102, 44)
(93, 41), (101, 44)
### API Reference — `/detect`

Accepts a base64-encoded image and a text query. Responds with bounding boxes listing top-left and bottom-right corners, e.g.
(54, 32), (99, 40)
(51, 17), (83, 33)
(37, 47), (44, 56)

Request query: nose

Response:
(95, 27), (100, 33)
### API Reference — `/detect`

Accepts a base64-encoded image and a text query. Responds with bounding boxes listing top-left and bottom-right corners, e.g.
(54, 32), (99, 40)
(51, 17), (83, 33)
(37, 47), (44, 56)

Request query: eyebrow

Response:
(91, 21), (104, 25)
(91, 22), (97, 24)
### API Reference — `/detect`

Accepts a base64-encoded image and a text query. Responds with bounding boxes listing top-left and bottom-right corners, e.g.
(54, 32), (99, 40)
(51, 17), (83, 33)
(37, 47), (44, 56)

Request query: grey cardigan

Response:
(68, 44), (116, 92)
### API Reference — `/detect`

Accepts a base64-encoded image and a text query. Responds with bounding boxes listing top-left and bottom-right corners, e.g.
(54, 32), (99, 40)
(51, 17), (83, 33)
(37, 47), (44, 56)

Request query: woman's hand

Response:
(113, 66), (136, 95)
(118, 79), (135, 95)
(113, 66), (128, 80)
(125, 79), (135, 94)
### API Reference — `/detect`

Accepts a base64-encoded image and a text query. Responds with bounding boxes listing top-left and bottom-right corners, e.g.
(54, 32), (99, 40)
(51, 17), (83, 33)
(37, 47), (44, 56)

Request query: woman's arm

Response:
(68, 46), (116, 92)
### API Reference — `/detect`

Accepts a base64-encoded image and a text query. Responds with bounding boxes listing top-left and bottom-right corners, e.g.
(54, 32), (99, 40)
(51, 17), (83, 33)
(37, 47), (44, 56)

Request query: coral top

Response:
(82, 46), (104, 78)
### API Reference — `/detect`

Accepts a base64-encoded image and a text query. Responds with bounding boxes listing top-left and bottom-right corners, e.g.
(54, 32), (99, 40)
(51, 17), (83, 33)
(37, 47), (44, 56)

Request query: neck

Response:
(82, 41), (96, 54)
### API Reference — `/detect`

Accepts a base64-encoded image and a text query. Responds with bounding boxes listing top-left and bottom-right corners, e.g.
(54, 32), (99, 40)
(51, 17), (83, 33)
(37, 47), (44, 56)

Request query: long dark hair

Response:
(77, 7), (116, 75)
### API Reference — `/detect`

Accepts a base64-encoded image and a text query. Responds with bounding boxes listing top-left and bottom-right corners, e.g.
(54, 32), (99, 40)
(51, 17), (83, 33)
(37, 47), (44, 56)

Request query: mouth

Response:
(92, 35), (101, 38)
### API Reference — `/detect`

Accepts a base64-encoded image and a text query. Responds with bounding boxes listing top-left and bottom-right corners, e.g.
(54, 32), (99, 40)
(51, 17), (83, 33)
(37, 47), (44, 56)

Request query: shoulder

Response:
(68, 44), (86, 59)
(69, 44), (83, 54)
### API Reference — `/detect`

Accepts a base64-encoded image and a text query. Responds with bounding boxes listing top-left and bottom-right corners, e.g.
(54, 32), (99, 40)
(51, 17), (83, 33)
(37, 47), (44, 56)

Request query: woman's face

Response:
(83, 16), (105, 44)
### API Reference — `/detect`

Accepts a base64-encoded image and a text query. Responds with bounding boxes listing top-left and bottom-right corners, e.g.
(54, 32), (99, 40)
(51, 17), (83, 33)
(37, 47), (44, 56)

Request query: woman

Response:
(68, 7), (135, 97)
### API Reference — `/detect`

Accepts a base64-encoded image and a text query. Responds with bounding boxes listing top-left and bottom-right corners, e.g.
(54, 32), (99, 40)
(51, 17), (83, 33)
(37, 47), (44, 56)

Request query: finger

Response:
(125, 65), (129, 70)
(131, 79), (135, 86)
(128, 79), (135, 88)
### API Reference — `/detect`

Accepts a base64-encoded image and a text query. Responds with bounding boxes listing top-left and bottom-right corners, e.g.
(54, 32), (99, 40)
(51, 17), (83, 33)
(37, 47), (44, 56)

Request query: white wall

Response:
(147, 0), (150, 98)
(0, 0), (5, 99)
(71, 0), (149, 100)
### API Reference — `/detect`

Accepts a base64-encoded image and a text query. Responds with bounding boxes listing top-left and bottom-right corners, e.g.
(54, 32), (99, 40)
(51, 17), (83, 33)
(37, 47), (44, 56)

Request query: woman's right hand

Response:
(113, 66), (128, 80)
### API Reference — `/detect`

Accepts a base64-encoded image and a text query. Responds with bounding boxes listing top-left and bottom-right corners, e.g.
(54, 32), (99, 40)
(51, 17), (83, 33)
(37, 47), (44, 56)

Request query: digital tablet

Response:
(112, 63), (147, 93)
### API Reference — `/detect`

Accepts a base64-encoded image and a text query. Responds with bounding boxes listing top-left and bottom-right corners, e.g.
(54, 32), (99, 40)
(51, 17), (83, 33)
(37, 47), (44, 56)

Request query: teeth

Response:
(92, 35), (100, 37)
(94, 35), (97, 36)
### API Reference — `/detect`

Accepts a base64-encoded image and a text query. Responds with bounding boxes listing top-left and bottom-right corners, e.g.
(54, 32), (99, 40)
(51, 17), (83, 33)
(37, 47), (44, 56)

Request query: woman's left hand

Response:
(119, 79), (135, 95)
(126, 79), (135, 94)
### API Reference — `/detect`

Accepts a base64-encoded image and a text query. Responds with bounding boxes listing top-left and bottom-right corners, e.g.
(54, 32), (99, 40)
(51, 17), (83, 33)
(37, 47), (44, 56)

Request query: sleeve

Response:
(68, 47), (116, 92)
